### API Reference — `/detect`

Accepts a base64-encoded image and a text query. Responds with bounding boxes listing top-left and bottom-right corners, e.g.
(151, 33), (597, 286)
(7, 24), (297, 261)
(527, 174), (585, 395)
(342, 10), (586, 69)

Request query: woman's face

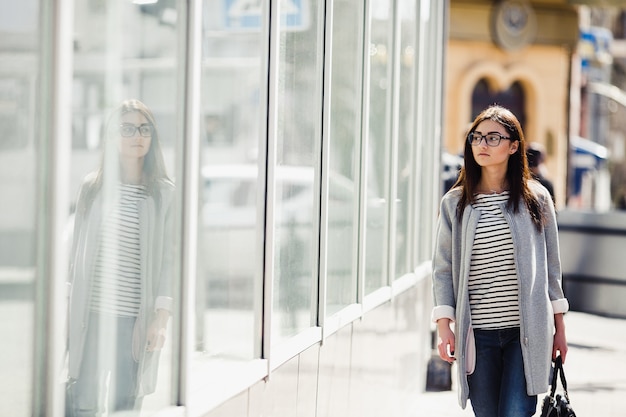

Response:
(470, 119), (519, 170)
(116, 111), (152, 160)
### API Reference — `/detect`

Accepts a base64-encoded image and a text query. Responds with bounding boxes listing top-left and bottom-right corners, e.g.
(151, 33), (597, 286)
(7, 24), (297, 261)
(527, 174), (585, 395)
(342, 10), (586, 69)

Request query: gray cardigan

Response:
(67, 173), (175, 397)
(431, 181), (569, 408)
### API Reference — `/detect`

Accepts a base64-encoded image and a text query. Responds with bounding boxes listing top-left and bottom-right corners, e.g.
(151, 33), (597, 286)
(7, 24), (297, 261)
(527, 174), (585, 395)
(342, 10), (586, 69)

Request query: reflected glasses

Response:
(467, 132), (510, 147)
(119, 123), (153, 137)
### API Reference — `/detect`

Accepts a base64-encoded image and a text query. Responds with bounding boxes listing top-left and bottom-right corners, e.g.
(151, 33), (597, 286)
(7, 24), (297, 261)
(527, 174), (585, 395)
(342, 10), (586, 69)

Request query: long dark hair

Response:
(80, 99), (170, 209)
(452, 104), (544, 231)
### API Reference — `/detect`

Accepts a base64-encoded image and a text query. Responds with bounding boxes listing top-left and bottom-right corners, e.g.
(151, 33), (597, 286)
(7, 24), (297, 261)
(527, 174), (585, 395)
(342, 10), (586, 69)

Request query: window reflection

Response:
(67, 100), (175, 417)
(0, 3), (38, 415)
(272, 0), (324, 341)
(195, 0), (265, 361)
(325, 0), (365, 315)
(68, 2), (181, 415)
(198, 165), (261, 359)
(393, 0), (417, 278)
(0, 38), (37, 416)
(364, 0), (393, 294)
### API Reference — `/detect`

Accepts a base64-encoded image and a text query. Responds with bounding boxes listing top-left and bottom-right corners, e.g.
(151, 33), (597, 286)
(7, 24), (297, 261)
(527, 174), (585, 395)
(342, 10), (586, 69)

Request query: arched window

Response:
(471, 78), (526, 129)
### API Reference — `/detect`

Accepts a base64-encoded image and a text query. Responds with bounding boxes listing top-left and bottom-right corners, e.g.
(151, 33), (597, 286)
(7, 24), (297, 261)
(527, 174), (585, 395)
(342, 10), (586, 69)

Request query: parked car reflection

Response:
(199, 164), (316, 310)
(198, 164), (384, 310)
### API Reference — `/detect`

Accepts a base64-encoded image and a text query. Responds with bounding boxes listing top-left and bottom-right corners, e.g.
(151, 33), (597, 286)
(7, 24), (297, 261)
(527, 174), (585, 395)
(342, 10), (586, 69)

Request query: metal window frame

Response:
(428, 0), (447, 259)
(177, 0), (203, 409)
(320, 0), (371, 335)
(184, 0), (272, 410)
(412, 0), (447, 265)
(34, 1), (74, 415)
(265, 0), (326, 363)
(360, 0), (397, 310)
(386, 0), (401, 286)
(263, 0), (280, 370)
(410, 0), (429, 268)
(357, 0), (373, 306)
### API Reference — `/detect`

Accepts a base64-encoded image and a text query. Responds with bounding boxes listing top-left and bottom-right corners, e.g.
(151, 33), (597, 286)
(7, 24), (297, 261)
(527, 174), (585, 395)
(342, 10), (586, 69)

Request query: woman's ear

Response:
(510, 140), (519, 154)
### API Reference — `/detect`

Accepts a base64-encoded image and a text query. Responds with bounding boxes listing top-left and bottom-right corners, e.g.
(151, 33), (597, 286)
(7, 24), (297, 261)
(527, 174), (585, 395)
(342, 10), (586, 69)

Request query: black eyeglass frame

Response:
(467, 131), (511, 147)
(119, 123), (153, 137)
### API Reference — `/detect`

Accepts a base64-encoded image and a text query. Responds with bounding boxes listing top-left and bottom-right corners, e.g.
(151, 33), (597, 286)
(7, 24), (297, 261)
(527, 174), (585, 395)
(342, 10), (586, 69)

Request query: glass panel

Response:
(273, 0), (324, 341)
(394, 0), (416, 278)
(65, 1), (181, 415)
(364, 0), (392, 294)
(415, 0), (440, 263)
(325, 0), (365, 315)
(195, 0), (265, 361)
(0, 1), (39, 415)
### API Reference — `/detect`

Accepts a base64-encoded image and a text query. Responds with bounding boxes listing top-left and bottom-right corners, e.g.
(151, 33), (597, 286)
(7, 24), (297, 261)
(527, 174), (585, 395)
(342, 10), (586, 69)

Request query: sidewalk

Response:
(414, 311), (626, 416)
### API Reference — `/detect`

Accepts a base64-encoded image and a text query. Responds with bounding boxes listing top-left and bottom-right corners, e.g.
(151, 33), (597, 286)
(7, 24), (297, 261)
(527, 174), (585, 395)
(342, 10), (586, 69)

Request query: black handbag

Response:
(540, 355), (577, 417)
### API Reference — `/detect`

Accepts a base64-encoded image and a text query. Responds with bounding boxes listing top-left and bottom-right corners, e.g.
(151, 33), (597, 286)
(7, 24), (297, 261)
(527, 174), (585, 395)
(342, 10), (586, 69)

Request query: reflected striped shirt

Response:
(90, 183), (147, 317)
(468, 192), (520, 330)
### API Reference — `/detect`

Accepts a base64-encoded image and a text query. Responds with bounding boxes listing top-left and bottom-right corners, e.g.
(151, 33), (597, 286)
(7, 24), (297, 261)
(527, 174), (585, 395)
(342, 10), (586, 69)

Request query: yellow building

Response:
(445, 0), (583, 207)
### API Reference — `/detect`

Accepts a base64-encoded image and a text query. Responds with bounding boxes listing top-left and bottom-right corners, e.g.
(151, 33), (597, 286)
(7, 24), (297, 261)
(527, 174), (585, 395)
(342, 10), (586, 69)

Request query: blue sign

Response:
(579, 26), (612, 70)
(570, 136), (609, 195)
(223, 0), (308, 31)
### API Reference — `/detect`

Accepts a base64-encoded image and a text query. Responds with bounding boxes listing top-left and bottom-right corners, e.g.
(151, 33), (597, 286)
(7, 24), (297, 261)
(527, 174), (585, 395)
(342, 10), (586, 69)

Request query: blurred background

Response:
(1, 1), (626, 416)
(442, 0), (626, 320)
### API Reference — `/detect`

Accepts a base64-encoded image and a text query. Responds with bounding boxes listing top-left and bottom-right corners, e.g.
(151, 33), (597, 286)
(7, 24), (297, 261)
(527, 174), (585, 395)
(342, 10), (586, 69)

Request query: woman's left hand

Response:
(146, 309), (170, 351)
(552, 313), (568, 363)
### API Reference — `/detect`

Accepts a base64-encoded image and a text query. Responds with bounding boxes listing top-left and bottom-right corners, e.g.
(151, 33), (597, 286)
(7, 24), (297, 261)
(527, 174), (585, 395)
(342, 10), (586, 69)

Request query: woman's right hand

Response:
(436, 318), (456, 364)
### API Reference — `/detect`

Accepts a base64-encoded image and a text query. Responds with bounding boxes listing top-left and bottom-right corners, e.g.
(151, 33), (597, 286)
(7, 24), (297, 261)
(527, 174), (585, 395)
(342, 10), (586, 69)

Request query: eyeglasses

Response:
(119, 123), (153, 137)
(467, 132), (510, 147)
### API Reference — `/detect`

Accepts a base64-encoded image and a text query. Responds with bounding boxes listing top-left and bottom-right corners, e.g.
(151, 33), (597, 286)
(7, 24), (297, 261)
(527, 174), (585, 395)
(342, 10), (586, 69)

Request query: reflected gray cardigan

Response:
(431, 181), (569, 409)
(67, 173), (175, 397)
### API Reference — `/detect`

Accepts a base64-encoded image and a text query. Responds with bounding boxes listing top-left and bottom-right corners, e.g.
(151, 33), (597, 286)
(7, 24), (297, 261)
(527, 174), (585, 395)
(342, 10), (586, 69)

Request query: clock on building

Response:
(491, 0), (537, 51)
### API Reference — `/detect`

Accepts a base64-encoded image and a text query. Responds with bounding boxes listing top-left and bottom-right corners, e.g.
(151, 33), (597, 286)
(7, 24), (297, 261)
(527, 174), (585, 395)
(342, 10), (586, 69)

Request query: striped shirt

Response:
(90, 183), (147, 317)
(468, 192), (521, 330)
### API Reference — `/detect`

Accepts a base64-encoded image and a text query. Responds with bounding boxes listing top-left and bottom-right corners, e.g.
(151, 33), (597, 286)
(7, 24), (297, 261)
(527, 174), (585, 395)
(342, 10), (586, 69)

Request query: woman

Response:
(432, 105), (568, 417)
(67, 99), (175, 416)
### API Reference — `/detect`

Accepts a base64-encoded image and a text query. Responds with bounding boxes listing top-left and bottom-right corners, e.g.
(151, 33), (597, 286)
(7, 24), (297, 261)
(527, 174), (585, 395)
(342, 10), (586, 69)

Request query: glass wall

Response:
(195, 0), (266, 362)
(364, 0), (393, 294)
(325, 0), (365, 315)
(0, 0), (447, 415)
(65, 1), (182, 415)
(271, 0), (325, 342)
(414, 0), (444, 264)
(392, 0), (417, 279)
(0, 1), (39, 414)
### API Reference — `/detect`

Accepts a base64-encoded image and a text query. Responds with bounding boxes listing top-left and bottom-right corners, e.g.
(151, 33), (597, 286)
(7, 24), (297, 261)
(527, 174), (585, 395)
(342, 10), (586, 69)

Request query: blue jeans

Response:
(468, 327), (537, 417)
(68, 312), (141, 417)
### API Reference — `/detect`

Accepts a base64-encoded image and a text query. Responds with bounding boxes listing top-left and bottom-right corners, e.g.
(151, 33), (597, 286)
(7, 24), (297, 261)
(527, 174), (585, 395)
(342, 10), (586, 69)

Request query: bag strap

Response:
(550, 355), (572, 403)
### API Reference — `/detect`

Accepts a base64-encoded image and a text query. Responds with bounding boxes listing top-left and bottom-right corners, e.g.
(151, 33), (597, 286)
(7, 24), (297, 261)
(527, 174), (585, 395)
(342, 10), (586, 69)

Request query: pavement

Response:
(413, 311), (626, 416)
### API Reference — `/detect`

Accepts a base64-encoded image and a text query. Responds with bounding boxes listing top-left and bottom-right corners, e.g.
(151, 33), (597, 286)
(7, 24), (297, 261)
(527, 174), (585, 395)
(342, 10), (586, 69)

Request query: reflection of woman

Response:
(432, 105), (568, 416)
(67, 99), (174, 416)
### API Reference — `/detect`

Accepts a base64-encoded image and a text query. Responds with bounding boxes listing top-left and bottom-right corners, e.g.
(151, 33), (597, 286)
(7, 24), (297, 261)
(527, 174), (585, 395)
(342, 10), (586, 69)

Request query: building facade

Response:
(445, 0), (581, 208)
